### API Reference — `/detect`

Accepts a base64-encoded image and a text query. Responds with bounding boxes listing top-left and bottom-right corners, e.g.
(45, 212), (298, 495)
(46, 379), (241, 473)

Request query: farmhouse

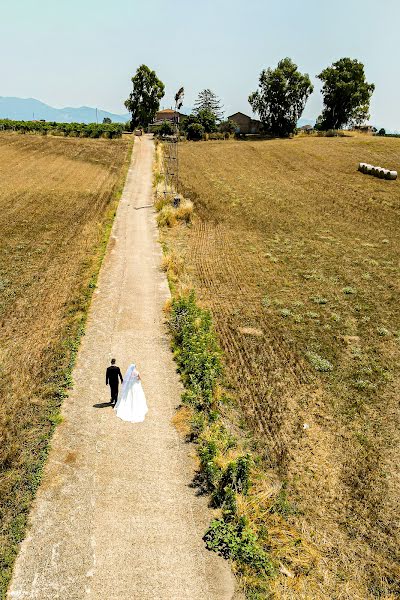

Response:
(154, 108), (184, 123)
(354, 124), (376, 134)
(228, 112), (261, 134)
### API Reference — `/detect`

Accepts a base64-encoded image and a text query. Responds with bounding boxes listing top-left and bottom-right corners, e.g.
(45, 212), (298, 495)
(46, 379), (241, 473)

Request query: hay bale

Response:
(358, 162), (365, 172)
(365, 164), (373, 174)
(386, 170), (398, 180)
(378, 168), (387, 179)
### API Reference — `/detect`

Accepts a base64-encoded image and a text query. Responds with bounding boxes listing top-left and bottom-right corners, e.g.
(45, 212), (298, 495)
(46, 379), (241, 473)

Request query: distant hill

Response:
(297, 117), (316, 128)
(0, 97), (130, 124)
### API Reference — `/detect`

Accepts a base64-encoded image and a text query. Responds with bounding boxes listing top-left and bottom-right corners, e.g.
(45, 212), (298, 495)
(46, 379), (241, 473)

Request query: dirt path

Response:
(8, 135), (235, 600)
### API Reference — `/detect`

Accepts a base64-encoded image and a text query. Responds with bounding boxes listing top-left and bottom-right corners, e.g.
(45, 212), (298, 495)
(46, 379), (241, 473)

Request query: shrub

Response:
(175, 199), (194, 223)
(219, 119), (237, 134)
(157, 205), (177, 227)
(203, 517), (275, 574)
(187, 123), (205, 141)
(159, 120), (175, 136)
(212, 454), (251, 506)
(199, 440), (220, 489)
(169, 292), (222, 410)
(154, 193), (171, 212)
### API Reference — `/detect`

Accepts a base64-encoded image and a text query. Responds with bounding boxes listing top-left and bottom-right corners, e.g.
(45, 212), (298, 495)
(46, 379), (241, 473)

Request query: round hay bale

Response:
(386, 170), (398, 180)
(365, 164), (373, 174)
(358, 162), (365, 172)
(378, 168), (386, 179)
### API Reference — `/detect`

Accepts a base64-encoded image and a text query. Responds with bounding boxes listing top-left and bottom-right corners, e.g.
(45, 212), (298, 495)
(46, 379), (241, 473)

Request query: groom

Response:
(106, 358), (123, 406)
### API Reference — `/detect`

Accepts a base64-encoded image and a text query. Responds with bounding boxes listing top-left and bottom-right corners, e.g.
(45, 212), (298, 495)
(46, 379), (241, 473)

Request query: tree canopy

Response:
(248, 58), (313, 137)
(317, 58), (375, 130)
(194, 89), (223, 121)
(181, 109), (217, 134)
(125, 64), (165, 129)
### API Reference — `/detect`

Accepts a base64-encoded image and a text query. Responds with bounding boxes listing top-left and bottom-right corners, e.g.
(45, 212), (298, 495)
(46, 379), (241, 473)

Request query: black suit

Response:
(106, 365), (123, 404)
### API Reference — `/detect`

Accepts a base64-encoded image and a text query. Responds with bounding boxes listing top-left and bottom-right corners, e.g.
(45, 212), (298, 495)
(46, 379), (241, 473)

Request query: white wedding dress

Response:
(114, 364), (148, 423)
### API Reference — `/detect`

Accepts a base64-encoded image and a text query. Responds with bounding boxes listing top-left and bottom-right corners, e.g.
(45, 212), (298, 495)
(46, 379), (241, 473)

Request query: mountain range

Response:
(0, 97), (130, 123)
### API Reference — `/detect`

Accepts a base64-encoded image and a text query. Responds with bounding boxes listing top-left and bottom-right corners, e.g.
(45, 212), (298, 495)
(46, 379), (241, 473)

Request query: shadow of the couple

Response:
(93, 401), (113, 409)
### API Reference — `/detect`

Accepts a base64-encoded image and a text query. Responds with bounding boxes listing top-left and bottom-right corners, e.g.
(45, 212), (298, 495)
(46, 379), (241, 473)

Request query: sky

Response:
(1, 0), (399, 130)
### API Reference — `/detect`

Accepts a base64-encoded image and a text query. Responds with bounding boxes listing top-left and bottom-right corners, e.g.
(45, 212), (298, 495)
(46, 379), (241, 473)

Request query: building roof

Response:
(228, 111), (250, 119)
(228, 112), (261, 123)
(157, 109), (176, 114)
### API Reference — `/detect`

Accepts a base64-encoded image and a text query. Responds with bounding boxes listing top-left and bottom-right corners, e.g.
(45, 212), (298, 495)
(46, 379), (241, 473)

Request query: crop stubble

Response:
(167, 135), (400, 597)
(0, 133), (130, 595)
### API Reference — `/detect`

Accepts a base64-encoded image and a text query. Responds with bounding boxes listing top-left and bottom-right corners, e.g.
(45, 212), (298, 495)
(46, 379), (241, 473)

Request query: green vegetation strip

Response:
(168, 292), (276, 594)
(0, 119), (124, 138)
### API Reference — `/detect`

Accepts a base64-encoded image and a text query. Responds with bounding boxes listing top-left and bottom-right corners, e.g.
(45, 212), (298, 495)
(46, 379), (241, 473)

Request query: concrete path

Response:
(8, 135), (235, 600)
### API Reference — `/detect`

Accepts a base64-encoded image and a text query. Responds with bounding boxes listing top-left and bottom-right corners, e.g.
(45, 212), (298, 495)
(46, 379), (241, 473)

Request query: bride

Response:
(114, 363), (148, 423)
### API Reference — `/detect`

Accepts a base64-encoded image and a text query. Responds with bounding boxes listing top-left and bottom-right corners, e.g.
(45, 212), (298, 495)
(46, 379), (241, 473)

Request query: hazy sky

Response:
(1, 0), (399, 129)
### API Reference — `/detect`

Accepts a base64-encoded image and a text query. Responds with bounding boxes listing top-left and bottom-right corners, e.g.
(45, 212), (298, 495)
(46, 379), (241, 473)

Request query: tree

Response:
(125, 64), (165, 129)
(103, 117), (112, 124)
(159, 120), (174, 136)
(180, 109), (217, 134)
(196, 109), (217, 133)
(187, 123), (204, 141)
(317, 58), (375, 130)
(378, 128), (386, 136)
(248, 58), (313, 137)
(218, 119), (237, 134)
(194, 89), (223, 121)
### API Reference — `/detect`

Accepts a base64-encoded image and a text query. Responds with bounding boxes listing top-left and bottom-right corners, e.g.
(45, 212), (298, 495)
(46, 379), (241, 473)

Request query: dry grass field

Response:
(163, 135), (400, 598)
(0, 133), (131, 596)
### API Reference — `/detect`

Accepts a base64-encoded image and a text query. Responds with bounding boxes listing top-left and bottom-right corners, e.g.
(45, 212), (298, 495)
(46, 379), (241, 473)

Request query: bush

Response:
(159, 120), (175, 136)
(169, 292), (222, 409)
(175, 199), (193, 223)
(203, 517), (275, 574)
(156, 205), (177, 227)
(212, 455), (251, 506)
(187, 123), (205, 141)
(219, 119), (236, 134)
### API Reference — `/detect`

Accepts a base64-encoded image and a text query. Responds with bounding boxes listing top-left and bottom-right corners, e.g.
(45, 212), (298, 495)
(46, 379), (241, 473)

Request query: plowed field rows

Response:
(166, 135), (400, 598)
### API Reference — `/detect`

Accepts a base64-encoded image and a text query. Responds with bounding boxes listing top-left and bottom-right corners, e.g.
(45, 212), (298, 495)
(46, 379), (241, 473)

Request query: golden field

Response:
(163, 135), (400, 598)
(0, 133), (131, 595)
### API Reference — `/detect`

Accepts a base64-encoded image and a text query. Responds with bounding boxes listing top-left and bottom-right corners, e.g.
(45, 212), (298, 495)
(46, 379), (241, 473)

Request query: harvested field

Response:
(0, 133), (131, 596)
(163, 135), (400, 598)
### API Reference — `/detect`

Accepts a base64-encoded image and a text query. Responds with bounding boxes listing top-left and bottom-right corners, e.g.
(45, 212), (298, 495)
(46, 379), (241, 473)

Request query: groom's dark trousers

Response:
(106, 365), (123, 404)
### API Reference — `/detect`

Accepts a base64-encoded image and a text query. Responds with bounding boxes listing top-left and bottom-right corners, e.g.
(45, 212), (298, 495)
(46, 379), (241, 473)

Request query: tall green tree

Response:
(249, 58), (313, 137)
(317, 58), (375, 130)
(194, 89), (223, 121)
(125, 64), (165, 129)
(181, 109), (217, 134)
